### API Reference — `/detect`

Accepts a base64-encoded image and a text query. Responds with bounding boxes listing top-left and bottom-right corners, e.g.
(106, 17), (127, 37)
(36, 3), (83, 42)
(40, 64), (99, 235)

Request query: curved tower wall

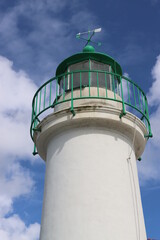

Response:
(35, 103), (147, 240)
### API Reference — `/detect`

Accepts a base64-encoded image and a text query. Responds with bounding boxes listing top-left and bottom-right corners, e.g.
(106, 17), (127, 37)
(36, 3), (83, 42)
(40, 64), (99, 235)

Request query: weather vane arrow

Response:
(76, 28), (102, 47)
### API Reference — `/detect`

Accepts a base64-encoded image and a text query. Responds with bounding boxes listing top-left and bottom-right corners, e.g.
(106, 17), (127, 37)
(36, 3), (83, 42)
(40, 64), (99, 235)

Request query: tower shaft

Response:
(35, 106), (147, 240)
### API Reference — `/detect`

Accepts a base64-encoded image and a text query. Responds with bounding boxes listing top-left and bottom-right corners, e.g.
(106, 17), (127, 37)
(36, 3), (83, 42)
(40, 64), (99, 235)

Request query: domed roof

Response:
(56, 45), (122, 77)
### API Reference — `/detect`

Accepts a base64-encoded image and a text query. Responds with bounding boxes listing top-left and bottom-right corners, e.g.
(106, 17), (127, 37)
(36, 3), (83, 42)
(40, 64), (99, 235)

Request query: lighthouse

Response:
(30, 29), (152, 240)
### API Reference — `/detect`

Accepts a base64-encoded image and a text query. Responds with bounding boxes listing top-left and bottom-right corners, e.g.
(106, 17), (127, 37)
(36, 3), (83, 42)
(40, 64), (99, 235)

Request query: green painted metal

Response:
(56, 78), (58, 103)
(39, 89), (42, 113)
(63, 76), (65, 101)
(83, 45), (95, 53)
(30, 70), (152, 154)
(33, 143), (37, 155)
(80, 72), (82, 97)
(44, 85), (46, 109)
(112, 75), (116, 100)
(49, 81), (52, 106)
(89, 59), (91, 97)
(70, 73), (75, 116)
(97, 72), (99, 97)
(133, 84), (137, 108)
(127, 80), (131, 105)
(137, 88), (141, 111)
(119, 76), (126, 118)
(76, 28), (101, 48)
(105, 72), (108, 98)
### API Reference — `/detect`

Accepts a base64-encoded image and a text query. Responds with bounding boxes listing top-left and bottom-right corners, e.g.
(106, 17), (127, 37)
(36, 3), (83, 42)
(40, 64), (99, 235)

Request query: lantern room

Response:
(56, 45), (122, 96)
(30, 34), (152, 157)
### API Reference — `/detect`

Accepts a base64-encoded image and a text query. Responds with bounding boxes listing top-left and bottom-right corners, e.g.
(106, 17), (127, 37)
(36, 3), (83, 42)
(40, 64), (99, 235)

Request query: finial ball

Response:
(83, 45), (95, 53)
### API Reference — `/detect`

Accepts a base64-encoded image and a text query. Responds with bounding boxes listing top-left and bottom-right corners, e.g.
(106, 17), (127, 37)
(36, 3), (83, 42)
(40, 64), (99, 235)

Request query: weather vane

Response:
(76, 28), (102, 47)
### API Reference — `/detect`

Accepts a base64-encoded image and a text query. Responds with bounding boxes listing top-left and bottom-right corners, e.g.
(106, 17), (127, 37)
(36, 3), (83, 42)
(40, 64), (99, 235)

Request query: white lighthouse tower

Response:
(30, 29), (152, 240)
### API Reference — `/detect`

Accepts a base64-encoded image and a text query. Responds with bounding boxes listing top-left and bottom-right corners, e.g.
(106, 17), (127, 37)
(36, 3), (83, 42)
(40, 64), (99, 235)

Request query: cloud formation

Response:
(0, 56), (40, 239)
(147, 55), (160, 147)
(0, 1), (100, 238)
(0, 0), (98, 82)
(0, 215), (40, 240)
(138, 54), (160, 184)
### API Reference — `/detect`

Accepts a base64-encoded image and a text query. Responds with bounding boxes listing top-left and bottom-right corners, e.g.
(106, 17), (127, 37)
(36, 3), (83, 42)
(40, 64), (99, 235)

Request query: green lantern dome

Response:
(56, 47), (122, 78)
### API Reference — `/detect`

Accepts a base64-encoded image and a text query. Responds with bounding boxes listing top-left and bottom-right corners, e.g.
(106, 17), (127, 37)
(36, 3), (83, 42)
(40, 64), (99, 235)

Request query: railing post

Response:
(71, 73), (75, 116)
(80, 72), (82, 97)
(119, 76), (126, 118)
(105, 72), (108, 98)
(43, 85), (46, 109)
(55, 78), (58, 105)
(97, 71), (99, 97)
(63, 75), (65, 101)
(49, 81), (52, 106)
(35, 95), (38, 127)
(89, 60), (91, 97)
(112, 75), (116, 100)
(144, 96), (153, 138)
(127, 80), (131, 104)
(32, 143), (38, 156)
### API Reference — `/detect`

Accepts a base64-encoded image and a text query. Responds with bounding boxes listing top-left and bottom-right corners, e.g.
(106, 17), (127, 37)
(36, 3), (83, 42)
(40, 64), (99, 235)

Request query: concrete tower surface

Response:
(30, 35), (152, 240)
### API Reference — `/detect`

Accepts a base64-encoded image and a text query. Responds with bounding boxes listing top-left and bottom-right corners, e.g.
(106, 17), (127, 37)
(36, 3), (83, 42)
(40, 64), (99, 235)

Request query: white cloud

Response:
(138, 143), (160, 185)
(0, 196), (12, 218)
(147, 54), (160, 146)
(137, 54), (160, 184)
(0, 1), (100, 238)
(148, 55), (160, 106)
(0, 0), (99, 81)
(0, 56), (40, 239)
(0, 56), (37, 157)
(0, 215), (40, 240)
(147, 55), (160, 106)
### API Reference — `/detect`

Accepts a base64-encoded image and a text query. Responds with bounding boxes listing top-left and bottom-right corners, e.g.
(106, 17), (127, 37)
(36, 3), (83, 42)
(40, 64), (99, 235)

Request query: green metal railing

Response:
(30, 70), (152, 154)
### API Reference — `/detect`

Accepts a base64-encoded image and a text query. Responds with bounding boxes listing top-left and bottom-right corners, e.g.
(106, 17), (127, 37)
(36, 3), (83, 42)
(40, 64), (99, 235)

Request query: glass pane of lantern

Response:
(69, 61), (89, 89)
(59, 74), (68, 94)
(90, 60), (111, 89)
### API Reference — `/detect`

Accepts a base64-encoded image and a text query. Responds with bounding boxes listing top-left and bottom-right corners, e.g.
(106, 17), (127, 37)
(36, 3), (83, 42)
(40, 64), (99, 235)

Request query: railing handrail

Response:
(30, 70), (152, 153)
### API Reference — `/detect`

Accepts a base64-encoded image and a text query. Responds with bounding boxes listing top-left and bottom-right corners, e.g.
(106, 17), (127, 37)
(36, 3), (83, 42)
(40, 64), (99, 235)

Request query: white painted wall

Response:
(39, 126), (147, 240)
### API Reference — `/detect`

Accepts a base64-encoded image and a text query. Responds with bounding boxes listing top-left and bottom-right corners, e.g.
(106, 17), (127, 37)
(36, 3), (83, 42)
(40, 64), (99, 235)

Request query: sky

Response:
(0, 0), (160, 239)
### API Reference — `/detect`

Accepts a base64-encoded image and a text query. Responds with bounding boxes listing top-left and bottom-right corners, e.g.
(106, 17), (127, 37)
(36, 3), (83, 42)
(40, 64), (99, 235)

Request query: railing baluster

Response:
(117, 79), (120, 95)
(119, 76), (126, 118)
(97, 71), (99, 97)
(141, 92), (145, 115)
(35, 94), (38, 127)
(32, 99), (36, 130)
(137, 88), (141, 111)
(49, 81), (52, 106)
(144, 96), (152, 137)
(89, 60), (91, 97)
(105, 72), (108, 98)
(71, 73), (75, 116)
(56, 78), (58, 103)
(127, 80), (131, 104)
(39, 89), (42, 113)
(43, 85), (46, 109)
(141, 92), (146, 126)
(80, 72), (82, 97)
(112, 75), (116, 100)
(63, 75), (65, 100)
(133, 84), (137, 107)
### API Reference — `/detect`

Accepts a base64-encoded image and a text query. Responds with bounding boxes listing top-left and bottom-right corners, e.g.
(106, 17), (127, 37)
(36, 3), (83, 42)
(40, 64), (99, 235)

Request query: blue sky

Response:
(0, 0), (160, 239)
